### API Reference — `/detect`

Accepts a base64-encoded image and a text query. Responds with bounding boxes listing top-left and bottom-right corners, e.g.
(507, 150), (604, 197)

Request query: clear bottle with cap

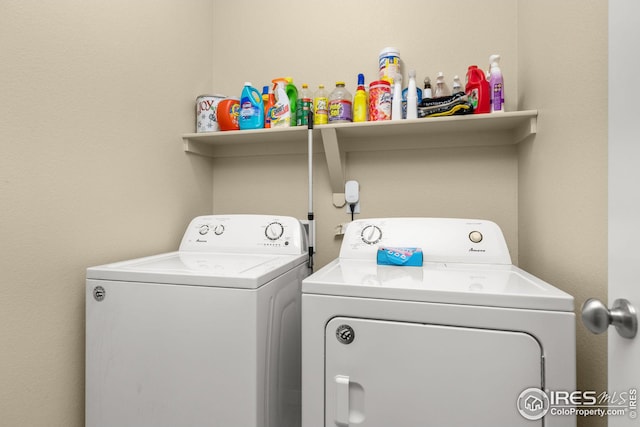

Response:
(328, 81), (352, 123)
(452, 75), (463, 94)
(313, 84), (329, 125)
(434, 72), (451, 98)
(423, 76), (433, 100)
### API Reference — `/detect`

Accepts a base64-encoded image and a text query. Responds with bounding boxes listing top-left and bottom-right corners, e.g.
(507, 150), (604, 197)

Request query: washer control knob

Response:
(265, 222), (284, 240)
(469, 231), (483, 243)
(213, 224), (225, 235)
(361, 225), (382, 245)
(198, 225), (210, 235)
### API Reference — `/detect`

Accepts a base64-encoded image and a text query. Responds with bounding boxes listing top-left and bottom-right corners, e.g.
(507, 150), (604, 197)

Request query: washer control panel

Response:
(179, 215), (307, 255)
(340, 218), (511, 265)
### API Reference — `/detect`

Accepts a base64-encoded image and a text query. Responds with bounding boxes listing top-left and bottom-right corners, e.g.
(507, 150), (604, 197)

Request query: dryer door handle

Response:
(335, 375), (350, 426)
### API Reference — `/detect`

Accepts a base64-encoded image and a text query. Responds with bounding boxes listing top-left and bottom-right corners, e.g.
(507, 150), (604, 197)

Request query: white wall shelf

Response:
(182, 110), (537, 205)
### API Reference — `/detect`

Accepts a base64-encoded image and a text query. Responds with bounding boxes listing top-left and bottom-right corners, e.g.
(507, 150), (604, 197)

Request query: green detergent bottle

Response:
(285, 77), (298, 126)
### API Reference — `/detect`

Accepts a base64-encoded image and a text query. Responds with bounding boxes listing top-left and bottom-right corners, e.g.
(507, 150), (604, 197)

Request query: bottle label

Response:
(329, 99), (353, 122)
(379, 54), (400, 83)
(353, 92), (368, 122)
(269, 102), (290, 127)
(491, 83), (504, 111)
(240, 99), (256, 118)
(314, 97), (329, 124)
(468, 88), (479, 109)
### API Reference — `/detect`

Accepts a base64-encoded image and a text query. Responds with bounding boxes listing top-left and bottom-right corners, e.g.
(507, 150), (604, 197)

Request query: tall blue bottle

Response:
(239, 82), (265, 130)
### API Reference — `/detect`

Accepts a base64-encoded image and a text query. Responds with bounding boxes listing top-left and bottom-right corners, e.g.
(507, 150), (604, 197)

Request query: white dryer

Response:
(302, 218), (575, 427)
(86, 214), (309, 427)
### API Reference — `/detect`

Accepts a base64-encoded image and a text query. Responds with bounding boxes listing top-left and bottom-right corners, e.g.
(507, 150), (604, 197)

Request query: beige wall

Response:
(0, 0), (608, 426)
(518, 2), (608, 427)
(0, 1), (214, 426)
(212, 0), (521, 267)
(213, 1), (608, 427)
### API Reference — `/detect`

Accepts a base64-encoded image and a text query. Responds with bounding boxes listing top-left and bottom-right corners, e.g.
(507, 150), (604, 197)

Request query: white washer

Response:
(302, 218), (576, 427)
(86, 214), (309, 427)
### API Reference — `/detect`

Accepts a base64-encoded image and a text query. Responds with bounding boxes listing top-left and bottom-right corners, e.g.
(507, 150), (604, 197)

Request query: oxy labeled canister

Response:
(196, 94), (225, 132)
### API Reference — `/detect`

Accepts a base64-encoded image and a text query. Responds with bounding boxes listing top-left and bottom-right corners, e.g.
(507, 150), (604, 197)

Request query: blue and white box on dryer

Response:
(376, 246), (423, 266)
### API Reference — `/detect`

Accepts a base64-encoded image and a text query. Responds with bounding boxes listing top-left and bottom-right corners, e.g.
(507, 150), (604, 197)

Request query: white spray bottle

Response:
(489, 54), (504, 113)
(406, 70), (418, 119)
(391, 73), (403, 121)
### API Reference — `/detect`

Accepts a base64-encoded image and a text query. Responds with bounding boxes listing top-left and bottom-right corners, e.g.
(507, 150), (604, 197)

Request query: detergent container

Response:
(216, 98), (240, 131)
(465, 65), (490, 114)
(196, 94), (225, 132)
(239, 82), (264, 130)
(285, 78), (298, 126)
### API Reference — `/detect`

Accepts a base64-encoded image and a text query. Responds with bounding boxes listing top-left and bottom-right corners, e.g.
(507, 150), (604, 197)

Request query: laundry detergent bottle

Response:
(465, 65), (490, 114)
(285, 77), (298, 126)
(239, 82), (264, 129)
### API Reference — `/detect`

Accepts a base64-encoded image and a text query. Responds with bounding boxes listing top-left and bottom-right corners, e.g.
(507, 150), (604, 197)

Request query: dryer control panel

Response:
(339, 218), (511, 264)
(179, 214), (308, 255)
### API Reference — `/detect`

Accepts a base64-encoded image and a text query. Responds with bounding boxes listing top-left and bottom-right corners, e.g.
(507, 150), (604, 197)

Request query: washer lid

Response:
(87, 251), (307, 289)
(302, 259), (574, 311)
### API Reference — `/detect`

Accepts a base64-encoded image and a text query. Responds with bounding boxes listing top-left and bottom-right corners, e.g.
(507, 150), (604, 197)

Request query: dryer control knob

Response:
(213, 224), (225, 235)
(198, 225), (210, 235)
(469, 231), (483, 243)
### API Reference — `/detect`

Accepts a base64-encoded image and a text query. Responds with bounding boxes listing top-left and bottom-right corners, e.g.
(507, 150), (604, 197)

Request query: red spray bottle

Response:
(465, 65), (490, 114)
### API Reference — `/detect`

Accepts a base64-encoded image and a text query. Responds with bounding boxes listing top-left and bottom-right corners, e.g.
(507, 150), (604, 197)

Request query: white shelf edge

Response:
(182, 110), (538, 202)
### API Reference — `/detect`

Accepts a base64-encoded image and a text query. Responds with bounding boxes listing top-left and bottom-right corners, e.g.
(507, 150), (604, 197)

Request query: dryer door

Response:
(325, 317), (543, 426)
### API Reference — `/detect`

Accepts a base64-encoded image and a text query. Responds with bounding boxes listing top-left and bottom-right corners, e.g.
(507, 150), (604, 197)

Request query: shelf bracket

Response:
(513, 115), (538, 144)
(182, 138), (218, 157)
(320, 128), (346, 207)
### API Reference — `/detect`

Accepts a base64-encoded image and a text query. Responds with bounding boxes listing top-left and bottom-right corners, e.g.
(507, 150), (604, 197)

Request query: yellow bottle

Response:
(353, 73), (368, 122)
(313, 84), (329, 125)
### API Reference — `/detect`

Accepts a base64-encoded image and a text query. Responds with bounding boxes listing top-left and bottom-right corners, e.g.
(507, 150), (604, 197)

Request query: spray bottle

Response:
(406, 70), (418, 119)
(270, 78), (291, 127)
(262, 85), (274, 128)
(489, 54), (504, 113)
